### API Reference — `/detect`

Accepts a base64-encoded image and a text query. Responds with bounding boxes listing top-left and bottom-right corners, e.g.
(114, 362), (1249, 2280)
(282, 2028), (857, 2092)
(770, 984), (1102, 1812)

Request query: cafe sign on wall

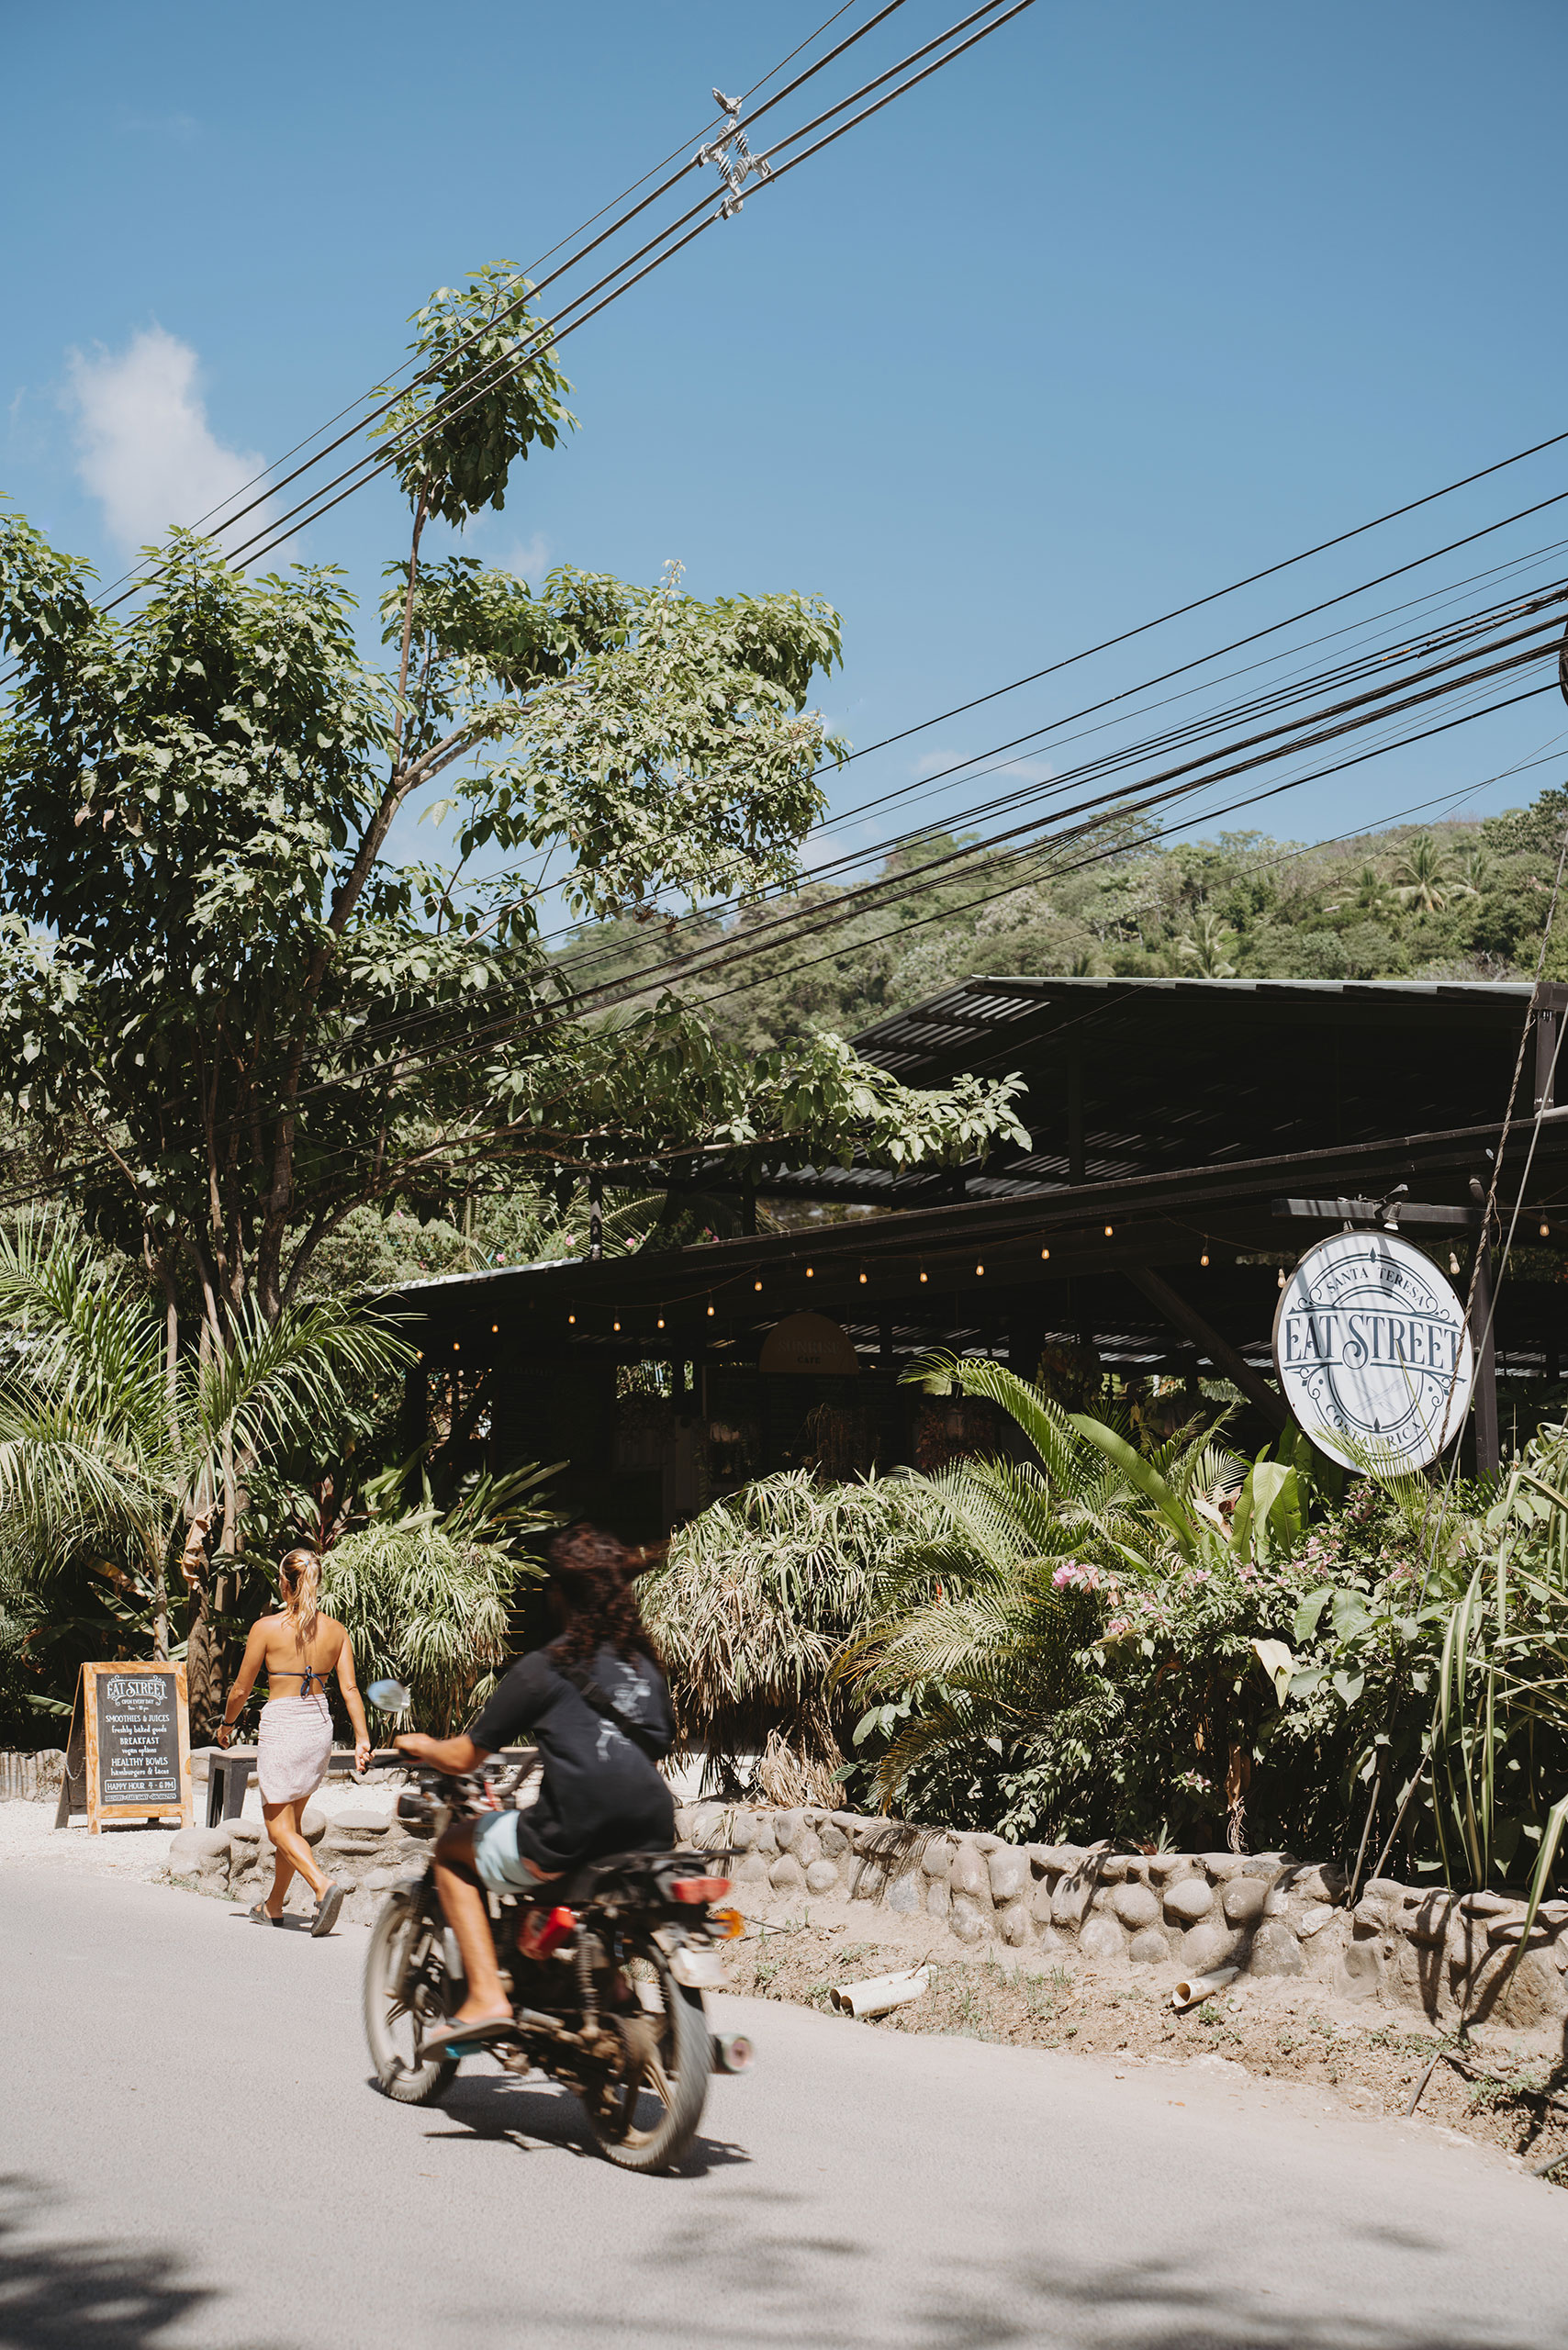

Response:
(1272, 1230), (1474, 1473)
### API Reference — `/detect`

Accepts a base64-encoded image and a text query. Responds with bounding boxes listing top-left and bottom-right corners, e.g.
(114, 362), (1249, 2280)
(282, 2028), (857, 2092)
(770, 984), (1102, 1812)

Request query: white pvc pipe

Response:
(1170, 1965), (1241, 2010)
(830, 1965), (930, 2019)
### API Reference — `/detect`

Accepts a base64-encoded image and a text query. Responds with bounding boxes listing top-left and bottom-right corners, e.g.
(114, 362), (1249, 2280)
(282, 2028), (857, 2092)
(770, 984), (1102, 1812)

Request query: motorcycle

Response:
(362, 1759), (753, 2174)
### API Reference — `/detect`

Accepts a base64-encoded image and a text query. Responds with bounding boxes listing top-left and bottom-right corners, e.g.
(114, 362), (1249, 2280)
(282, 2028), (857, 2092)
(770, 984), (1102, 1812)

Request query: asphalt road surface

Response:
(5, 1867), (1568, 2350)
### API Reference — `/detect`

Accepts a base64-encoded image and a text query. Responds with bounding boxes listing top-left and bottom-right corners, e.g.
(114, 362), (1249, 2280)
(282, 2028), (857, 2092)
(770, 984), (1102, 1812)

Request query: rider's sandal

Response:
(248, 1902), (284, 1925)
(309, 1883), (344, 1938)
(419, 2011), (516, 2060)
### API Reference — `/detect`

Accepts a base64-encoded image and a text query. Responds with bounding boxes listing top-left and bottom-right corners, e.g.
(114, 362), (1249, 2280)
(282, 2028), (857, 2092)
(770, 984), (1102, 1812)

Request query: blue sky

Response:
(6, 0), (1567, 894)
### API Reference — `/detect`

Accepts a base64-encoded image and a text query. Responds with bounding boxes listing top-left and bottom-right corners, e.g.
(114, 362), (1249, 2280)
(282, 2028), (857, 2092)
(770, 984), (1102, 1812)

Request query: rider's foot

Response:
(420, 2008), (515, 2058)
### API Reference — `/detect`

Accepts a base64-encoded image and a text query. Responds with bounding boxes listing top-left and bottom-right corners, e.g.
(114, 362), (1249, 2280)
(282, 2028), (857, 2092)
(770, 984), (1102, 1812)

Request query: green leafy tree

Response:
(0, 262), (1025, 1361)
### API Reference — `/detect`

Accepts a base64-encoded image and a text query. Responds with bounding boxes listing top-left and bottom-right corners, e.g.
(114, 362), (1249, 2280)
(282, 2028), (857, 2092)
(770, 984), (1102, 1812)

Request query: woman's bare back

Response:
(257, 1612), (349, 1700)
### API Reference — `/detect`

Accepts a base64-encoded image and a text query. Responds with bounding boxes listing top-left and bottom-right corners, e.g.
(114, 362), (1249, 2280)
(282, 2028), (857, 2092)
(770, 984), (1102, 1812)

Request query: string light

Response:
(805, 1266), (814, 1279)
(1103, 1225), (1114, 1238)
(612, 1319), (621, 1332)
(657, 1315), (666, 1329)
(919, 1267), (928, 1283)
(1040, 1247), (1049, 1260)
(975, 1262), (985, 1277)
(707, 1301), (715, 1317)
(453, 1340), (460, 1352)
(1200, 1253), (1209, 1267)
(859, 1270), (868, 1284)
(1541, 1221), (1552, 1239)
(568, 1313), (576, 1325)
(490, 1323), (498, 1333)
(755, 1279), (763, 1292)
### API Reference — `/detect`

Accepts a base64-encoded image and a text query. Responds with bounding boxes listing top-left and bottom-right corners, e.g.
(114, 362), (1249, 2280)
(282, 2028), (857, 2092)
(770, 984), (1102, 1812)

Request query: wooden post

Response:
(1468, 1177), (1500, 1476)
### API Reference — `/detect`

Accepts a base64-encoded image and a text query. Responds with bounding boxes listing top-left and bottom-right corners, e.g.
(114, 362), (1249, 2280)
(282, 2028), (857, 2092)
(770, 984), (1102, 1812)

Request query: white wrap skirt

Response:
(256, 1693), (333, 1804)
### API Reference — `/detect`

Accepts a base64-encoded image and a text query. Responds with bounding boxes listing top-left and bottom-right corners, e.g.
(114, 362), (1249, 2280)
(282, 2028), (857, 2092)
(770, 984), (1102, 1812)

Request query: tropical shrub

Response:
(641, 1468), (951, 1798)
(316, 1462), (558, 1737)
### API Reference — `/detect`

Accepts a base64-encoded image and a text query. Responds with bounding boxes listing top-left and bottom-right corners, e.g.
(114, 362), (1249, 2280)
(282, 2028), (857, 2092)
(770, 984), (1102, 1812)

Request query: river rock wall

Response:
(166, 1807), (430, 1926)
(676, 1802), (1568, 2037)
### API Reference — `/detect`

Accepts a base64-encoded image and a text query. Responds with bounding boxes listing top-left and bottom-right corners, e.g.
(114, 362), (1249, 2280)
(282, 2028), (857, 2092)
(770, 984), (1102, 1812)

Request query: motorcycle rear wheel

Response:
(582, 1950), (711, 2174)
(364, 1886), (459, 2106)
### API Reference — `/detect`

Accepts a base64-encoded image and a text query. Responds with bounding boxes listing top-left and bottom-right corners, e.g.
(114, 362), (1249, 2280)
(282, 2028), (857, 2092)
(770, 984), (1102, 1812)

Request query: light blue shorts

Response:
(470, 1807), (553, 1894)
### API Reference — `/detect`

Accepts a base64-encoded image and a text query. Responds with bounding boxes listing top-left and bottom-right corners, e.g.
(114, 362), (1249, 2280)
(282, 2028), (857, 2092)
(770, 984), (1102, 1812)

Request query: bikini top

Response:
(271, 1664), (334, 1698)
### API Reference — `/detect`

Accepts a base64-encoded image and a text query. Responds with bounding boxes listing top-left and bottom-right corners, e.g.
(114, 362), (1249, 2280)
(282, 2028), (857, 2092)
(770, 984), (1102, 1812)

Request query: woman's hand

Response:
(215, 1721), (232, 1748)
(354, 1737), (372, 1775)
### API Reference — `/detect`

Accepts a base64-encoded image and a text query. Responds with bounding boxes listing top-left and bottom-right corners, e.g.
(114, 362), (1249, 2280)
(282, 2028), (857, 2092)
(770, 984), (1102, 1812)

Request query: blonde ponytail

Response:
(278, 1547), (322, 1656)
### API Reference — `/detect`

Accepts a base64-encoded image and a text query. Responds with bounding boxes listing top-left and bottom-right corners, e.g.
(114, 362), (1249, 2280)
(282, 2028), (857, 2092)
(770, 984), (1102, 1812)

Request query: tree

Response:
(1176, 907), (1238, 978)
(1394, 834), (1456, 914)
(0, 1217), (405, 1720)
(0, 261), (1026, 1368)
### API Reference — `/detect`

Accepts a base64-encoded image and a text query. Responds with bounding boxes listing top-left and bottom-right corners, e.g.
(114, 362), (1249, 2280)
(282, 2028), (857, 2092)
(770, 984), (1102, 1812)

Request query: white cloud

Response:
(505, 532), (552, 586)
(65, 326), (268, 553)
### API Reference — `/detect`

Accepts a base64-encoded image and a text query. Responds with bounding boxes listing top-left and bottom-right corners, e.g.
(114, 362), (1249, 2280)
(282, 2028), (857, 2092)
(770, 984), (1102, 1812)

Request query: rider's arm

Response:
(334, 1631), (373, 1773)
(395, 1731), (489, 1774)
(216, 1619), (269, 1747)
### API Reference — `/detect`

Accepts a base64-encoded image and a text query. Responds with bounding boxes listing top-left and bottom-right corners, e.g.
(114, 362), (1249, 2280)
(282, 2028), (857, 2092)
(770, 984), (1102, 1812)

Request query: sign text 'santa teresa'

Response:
(1272, 1230), (1474, 1474)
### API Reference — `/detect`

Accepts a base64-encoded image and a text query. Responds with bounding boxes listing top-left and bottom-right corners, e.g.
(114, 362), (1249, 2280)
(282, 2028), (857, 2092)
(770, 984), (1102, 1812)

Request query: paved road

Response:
(5, 1869), (1568, 2350)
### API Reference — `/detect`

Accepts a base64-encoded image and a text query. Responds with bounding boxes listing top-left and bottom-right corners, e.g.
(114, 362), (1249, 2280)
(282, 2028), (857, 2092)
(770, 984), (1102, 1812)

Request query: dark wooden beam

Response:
(1125, 1266), (1289, 1433)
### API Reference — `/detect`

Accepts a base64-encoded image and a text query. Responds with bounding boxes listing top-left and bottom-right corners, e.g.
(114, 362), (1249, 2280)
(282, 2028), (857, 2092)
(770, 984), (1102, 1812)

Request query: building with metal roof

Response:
(387, 975), (1568, 1533)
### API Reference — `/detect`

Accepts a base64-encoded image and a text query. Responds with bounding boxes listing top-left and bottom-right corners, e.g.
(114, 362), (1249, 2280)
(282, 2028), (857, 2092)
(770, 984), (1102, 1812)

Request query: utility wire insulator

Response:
(695, 86), (774, 218)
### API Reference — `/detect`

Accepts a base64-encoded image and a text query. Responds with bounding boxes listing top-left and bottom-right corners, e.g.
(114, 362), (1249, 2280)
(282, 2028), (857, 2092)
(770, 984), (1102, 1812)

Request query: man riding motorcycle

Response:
(395, 1522), (675, 2060)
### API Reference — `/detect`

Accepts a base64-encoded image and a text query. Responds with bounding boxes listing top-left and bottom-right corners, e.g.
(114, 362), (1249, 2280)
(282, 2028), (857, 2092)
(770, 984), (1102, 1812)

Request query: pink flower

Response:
(1051, 1561), (1102, 1592)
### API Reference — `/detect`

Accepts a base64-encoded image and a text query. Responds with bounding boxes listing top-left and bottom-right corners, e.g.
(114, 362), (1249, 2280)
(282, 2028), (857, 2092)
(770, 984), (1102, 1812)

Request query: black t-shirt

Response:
(468, 1639), (677, 1874)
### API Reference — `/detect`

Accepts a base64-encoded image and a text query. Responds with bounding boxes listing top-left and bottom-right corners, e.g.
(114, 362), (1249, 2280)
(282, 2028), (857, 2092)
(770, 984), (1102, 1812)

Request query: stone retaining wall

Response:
(0, 1749), (65, 1802)
(675, 1802), (1568, 2036)
(167, 1804), (429, 1927)
(162, 1786), (1568, 2037)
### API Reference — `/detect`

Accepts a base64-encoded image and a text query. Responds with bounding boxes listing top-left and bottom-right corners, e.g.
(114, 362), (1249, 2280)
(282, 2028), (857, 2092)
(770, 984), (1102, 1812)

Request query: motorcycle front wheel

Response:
(364, 1885), (460, 2106)
(581, 1944), (711, 2174)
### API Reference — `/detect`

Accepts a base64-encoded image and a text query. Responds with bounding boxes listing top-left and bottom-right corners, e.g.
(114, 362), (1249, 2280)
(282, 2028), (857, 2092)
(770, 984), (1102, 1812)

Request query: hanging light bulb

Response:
(1277, 1269), (1286, 1289)
(657, 1315), (666, 1329)
(1103, 1225), (1114, 1238)
(707, 1301), (715, 1317)
(975, 1262), (985, 1276)
(1040, 1247), (1050, 1260)
(1200, 1254), (1209, 1268)
(612, 1319), (621, 1332)
(755, 1279), (763, 1292)
(1449, 1252), (1461, 1276)
(1541, 1221), (1551, 1239)
(919, 1267), (928, 1283)
(453, 1339), (460, 1352)
(805, 1265), (814, 1279)
(859, 1270), (868, 1285)
(567, 1313), (576, 1326)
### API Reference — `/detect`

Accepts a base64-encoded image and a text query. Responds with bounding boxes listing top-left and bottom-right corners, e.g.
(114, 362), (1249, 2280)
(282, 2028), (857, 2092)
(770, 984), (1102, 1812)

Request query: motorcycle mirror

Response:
(367, 1679), (413, 1712)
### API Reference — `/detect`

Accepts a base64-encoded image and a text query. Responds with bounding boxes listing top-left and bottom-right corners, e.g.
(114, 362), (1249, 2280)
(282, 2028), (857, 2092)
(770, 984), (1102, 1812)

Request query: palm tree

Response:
(1177, 908), (1238, 978)
(1394, 834), (1455, 914)
(0, 1216), (409, 1729)
(1355, 862), (1394, 918)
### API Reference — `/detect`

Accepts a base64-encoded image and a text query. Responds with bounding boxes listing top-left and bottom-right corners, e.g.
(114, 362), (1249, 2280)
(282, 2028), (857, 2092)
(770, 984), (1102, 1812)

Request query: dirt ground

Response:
(724, 1904), (1568, 2178)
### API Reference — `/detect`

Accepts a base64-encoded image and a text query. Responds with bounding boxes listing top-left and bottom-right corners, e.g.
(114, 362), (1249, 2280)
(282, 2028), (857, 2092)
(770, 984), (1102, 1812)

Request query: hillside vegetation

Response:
(562, 784), (1568, 1056)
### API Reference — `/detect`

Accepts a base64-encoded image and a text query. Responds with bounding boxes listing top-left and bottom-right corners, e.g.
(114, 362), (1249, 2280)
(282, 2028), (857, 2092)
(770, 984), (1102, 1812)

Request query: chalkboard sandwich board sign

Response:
(53, 1662), (192, 1832)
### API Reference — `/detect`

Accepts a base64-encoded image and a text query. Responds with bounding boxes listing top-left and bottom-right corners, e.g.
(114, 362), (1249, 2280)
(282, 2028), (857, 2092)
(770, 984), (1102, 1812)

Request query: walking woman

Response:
(216, 1548), (371, 1935)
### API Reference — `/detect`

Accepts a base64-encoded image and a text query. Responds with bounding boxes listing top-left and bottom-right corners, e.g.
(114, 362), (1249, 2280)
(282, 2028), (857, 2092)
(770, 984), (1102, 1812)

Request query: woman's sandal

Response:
(248, 1902), (284, 1926)
(309, 1883), (344, 1938)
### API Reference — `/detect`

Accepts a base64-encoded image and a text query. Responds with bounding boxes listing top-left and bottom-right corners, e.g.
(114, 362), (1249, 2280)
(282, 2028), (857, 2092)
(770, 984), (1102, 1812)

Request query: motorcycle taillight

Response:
(518, 1904), (577, 1959)
(670, 1875), (732, 1904)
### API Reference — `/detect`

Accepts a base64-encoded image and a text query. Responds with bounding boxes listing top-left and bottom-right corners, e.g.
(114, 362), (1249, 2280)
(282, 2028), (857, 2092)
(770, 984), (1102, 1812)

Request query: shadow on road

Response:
(0, 2172), (260, 2350)
(420, 2070), (754, 2176)
(522, 2210), (1568, 2350)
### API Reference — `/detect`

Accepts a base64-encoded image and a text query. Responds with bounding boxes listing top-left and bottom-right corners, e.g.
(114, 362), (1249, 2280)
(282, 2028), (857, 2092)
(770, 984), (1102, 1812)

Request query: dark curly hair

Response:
(547, 1523), (664, 1670)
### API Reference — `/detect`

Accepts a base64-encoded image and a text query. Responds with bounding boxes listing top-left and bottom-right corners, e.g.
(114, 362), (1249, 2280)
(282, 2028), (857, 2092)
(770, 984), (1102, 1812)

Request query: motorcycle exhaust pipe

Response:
(711, 2031), (755, 2076)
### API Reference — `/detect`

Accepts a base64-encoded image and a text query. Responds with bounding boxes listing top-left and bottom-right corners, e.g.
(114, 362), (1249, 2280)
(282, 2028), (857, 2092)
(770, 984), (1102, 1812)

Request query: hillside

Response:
(559, 784), (1568, 1055)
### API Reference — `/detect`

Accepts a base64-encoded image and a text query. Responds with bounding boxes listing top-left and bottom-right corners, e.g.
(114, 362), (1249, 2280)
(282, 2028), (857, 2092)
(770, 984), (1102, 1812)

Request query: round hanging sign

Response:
(1272, 1230), (1474, 1473)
